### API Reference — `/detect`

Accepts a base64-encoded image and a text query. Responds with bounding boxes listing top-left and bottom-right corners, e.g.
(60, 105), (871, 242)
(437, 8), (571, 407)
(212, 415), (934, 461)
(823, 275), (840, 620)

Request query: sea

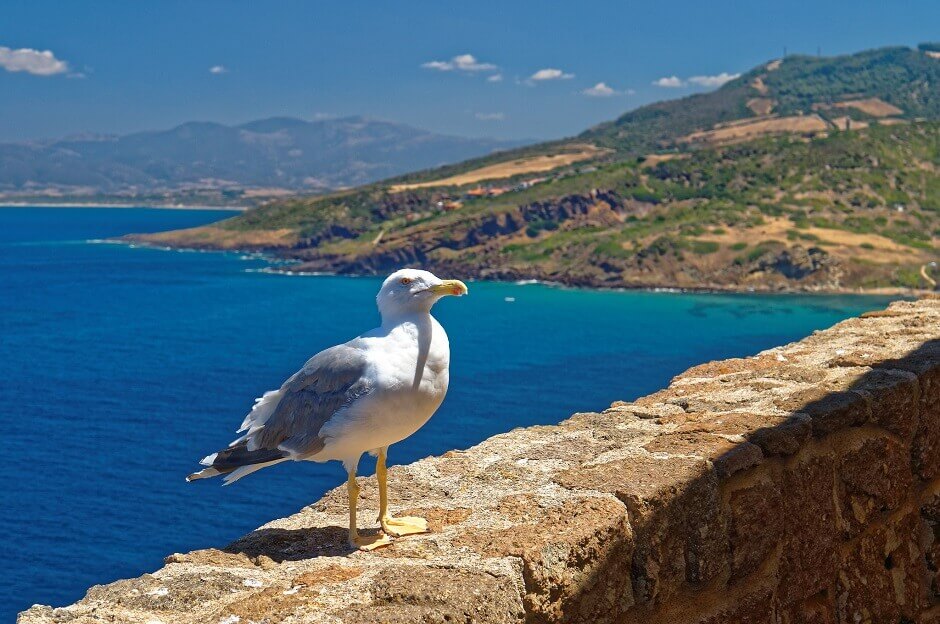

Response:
(0, 206), (899, 619)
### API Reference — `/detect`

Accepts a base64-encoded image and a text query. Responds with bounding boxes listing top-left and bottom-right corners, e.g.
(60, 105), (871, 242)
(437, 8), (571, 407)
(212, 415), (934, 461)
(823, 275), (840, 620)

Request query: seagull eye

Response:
(400, 277), (413, 286)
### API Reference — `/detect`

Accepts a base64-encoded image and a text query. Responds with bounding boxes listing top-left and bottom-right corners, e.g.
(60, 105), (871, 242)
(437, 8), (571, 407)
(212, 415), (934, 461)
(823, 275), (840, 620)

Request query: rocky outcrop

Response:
(20, 297), (940, 623)
(279, 189), (858, 292)
(753, 246), (833, 280)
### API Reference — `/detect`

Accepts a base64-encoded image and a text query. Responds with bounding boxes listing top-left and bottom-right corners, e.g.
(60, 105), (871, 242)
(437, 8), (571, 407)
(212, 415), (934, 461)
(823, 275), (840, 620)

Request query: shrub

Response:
(689, 240), (720, 255)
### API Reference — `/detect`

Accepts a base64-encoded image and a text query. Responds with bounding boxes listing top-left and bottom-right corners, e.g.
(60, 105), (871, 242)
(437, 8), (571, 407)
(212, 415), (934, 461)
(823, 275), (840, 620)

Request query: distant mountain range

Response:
(134, 44), (940, 293)
(0, 116), (524, 202)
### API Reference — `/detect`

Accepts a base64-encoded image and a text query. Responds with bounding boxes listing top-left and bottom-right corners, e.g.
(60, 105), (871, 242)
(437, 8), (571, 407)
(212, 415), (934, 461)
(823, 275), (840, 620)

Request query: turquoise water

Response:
(0, 207), (897, 619)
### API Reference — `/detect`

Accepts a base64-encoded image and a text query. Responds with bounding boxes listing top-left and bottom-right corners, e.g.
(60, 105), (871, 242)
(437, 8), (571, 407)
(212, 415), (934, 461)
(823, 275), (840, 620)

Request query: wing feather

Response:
(240, 342), (372, 458)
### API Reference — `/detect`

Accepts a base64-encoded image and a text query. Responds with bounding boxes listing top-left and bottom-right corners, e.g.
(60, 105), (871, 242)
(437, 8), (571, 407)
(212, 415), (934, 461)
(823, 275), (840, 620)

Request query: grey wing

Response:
(250, 342), (372, 457)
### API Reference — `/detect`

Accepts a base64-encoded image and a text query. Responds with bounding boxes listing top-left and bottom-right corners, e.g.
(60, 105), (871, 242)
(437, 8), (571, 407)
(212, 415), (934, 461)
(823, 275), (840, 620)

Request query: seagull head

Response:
(376, 269), (468, 319)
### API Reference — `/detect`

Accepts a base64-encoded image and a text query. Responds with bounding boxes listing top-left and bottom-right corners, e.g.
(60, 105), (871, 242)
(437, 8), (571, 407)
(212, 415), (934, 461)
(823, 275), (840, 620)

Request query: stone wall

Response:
(20, 297), (940, 624)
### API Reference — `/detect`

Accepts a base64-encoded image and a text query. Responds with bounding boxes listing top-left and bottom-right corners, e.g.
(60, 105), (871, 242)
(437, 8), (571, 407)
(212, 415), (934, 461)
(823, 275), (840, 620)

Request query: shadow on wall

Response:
(549, 333), (940, 623)
(226, 524), (381, 561)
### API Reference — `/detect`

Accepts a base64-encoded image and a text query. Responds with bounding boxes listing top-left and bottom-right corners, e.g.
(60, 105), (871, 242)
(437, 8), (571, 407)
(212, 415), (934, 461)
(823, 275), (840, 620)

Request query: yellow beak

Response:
(428, 279), (469, 297)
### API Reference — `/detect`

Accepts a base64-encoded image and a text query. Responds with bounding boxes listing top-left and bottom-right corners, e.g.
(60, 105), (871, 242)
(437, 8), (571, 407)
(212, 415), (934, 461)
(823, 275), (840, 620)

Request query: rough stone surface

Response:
(18, 298), (940, 624)
(836, 433), (914, 539)
(726, 474), (783, 581)
(836, 508), (928, 623)
(777, 451), (841, 605)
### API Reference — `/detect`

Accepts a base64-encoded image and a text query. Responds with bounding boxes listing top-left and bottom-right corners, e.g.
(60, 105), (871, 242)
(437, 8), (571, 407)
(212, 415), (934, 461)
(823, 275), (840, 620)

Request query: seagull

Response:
(187, 269), (468, 550)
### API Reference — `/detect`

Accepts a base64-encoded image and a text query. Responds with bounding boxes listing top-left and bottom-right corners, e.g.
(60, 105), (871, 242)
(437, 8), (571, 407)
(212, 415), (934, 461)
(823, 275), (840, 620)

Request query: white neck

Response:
(380, 306), (433, 329)
(378, 292), (441, 326)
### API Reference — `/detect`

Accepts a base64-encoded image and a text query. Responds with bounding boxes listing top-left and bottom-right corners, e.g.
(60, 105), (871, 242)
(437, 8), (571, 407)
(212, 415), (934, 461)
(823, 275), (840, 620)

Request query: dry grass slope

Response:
(829, 98), (903, 117)
(135, 226), (299, 249)
(390, 145), (605, 191)
(679, 115), (829, 145)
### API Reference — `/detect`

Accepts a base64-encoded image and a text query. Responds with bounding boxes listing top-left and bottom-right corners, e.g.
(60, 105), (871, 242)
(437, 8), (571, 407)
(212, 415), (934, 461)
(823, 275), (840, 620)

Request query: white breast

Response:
(312, 313), (451, 464)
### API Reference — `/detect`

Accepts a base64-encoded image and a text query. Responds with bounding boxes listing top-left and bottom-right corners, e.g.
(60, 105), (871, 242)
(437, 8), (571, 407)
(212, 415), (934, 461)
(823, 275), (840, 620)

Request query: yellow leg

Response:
(377, 447), (389, 522)
(347, 468), (391, 551)
(377, 448), (429, 537)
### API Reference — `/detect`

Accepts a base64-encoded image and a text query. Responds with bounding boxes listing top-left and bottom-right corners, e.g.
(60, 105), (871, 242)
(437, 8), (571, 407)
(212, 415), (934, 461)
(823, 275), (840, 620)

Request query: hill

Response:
(0, 116), (522, 205)
(580, 44), (939, 153)
(131, 45), (940, 292)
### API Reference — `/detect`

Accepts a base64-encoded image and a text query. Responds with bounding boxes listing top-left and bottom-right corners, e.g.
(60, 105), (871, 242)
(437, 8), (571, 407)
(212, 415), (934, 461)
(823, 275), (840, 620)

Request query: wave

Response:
(244, 267), (335, 277)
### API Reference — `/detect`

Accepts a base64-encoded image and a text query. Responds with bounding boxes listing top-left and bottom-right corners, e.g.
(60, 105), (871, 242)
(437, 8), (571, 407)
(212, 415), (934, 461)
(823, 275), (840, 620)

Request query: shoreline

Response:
(110, 236), (927, 298)
(0, 202), (247, 211)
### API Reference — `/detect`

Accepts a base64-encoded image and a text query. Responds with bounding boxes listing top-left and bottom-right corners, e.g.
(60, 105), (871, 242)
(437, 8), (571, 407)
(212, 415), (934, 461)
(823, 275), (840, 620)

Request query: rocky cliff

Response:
(20, 297), (940, 624)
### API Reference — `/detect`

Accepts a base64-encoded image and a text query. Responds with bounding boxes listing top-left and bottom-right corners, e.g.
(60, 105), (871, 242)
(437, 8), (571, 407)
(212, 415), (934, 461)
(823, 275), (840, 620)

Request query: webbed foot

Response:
(380, 515), (429, 537)
(350, 532), (393, 551)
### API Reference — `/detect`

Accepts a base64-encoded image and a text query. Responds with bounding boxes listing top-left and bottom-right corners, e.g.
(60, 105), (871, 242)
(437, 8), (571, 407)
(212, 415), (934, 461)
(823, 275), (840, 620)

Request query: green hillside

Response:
(132, 45), (940, 292)
(581, 46), (937, 152)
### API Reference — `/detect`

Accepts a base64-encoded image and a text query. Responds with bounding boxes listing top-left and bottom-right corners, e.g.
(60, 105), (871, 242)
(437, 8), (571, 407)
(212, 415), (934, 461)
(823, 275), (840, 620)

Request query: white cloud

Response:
(486, 73), (503, 82)
(422, 60), (453, 71)
(582, 82), (617, 97)
(209, 65), (228, 74)
(653, 75), (684, 88)
(453, 54), (496, 71)
(421, 53), (497, 73)
(0, 46), (69, 76)
(475, 112), (505, 121)
(530, 68), (574, 81)
(651, 71), (740, 89)
(688, 72), (740, 87)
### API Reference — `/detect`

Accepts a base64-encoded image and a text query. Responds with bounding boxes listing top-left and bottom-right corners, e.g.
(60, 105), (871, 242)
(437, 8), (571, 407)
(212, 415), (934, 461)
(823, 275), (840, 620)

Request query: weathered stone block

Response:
(665, 409), (812, 459)
(915, 387), (940, 481)
(836, 509), (928, 624)
(695, 586), (775, 623)
(555, 454), (728, 606)
(778, 452), (840, 605)
(876, 340), (940, 480)
(837, 434), (914, 539)
(924, 492), (940, 523)
(775, 389), (869, 437)
(852, 368), (920, 440)
(454, 496), (635, 624)
(726, 474), (783, 581)
(670, 411), (786, 436)
(682, 471), (728, 589)
(923, 492), (940, 605)
(678, 355), (825, 385)
(746, 413), (812, 457)
(85, 570), (246, 615)
(919, 607), (940, 624)
(341, 566), (526, 623)
(775, 591), (837, 624)
(643, 430), (763, 478)
(928, 539), (940, 605)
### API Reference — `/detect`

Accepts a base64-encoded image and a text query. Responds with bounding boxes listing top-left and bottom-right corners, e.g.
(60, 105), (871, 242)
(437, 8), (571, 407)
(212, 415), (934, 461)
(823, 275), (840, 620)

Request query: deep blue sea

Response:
(0, 207), (898, 619)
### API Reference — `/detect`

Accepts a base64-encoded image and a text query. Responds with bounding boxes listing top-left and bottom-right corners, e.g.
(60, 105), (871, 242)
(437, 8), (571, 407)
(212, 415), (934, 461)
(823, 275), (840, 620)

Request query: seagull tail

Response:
(186, 441), (288, 485)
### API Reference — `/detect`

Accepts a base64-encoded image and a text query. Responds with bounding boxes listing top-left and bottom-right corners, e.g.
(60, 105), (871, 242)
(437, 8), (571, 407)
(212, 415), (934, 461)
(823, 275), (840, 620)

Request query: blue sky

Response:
(2, 0), (938, 142)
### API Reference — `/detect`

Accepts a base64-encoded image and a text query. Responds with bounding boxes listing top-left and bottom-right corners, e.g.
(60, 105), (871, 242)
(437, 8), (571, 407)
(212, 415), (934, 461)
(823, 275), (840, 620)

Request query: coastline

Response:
(0, 202), (247, 211)
(111, 235), (929, 298)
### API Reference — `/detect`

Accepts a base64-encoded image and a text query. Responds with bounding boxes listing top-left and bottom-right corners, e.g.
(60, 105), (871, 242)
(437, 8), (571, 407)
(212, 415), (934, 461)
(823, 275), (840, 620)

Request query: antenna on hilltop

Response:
(817, 46), (821, 57)
(783, 45), (788, 58)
